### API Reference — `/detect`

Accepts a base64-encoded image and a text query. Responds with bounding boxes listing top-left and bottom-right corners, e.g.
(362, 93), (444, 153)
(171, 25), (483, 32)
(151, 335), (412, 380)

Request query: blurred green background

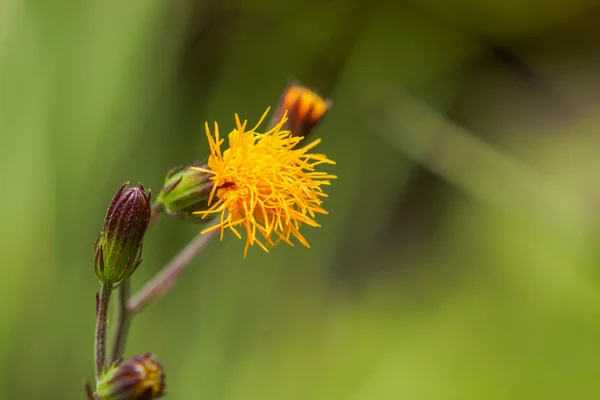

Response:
(3, 0), (600, 398)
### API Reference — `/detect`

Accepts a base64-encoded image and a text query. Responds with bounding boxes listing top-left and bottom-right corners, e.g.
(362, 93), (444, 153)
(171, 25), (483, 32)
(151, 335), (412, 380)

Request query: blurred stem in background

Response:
(370, 84), (586, 244)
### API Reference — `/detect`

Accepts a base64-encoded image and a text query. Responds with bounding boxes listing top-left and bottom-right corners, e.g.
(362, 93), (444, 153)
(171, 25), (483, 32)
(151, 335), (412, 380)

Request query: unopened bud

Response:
(94, 182), (151, 288)
(96, 353), (165, 400)
(155, 163), (213, 223)
(272, 82), (331, 137)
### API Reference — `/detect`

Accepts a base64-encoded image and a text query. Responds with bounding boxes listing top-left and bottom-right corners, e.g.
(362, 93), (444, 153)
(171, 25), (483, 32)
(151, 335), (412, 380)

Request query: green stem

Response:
(94, 284), (111, 380)
(127, 225), (220, 314)
(109, 280), (130, 363)
(149, 202), (164, 225)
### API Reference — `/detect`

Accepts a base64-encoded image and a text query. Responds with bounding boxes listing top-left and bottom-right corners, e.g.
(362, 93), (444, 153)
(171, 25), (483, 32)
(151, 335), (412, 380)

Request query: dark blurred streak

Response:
(327, 6), (596, 290)
(408, 0), (579, 122)
(176, 0), (345, 104)
(176, 0), (232, 120)
(302, 2), (369, 95)
(488, 45), (535, 80)
(375, 169), (449, 253)
(487, 43), (574, 121)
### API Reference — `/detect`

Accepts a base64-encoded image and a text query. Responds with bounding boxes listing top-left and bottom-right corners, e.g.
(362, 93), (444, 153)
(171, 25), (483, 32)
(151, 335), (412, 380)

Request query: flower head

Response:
(192, 108), (336, 257)
(96, 353), (165, 400)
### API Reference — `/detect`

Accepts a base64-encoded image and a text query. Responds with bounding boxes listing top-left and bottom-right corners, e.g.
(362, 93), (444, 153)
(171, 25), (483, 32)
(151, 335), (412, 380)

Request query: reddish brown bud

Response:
(94, 182), (151, 288)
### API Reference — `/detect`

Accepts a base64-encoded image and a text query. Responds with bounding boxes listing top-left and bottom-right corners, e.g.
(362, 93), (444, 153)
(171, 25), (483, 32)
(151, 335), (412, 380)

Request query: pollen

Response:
(192, 107), (336, 257)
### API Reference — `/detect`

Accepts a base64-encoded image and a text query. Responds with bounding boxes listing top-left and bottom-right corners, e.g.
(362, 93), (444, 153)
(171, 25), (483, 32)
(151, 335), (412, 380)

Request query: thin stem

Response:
(127, 226), (220, 314)
(149, 202), (164, 225)
(83, 380), (99, 400)
(94, 284), (111, 380)
(110, 280), (130, 363)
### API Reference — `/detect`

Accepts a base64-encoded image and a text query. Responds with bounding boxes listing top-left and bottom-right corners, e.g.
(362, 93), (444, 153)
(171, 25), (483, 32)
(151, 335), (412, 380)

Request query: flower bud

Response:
(96, 353), (165, 400)
(271, 82), (331, 138)
(154, 163), (213, 223)
(94, 182), (151, 288)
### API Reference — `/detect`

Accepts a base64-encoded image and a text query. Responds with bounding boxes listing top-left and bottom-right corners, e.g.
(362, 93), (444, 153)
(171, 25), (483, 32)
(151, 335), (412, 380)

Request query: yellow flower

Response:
(192, 107), (336, 257)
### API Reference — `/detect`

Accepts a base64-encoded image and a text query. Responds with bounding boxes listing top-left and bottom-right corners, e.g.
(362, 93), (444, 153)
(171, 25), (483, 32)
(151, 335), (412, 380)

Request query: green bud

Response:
(96, 353), (166, 400)
(94, 182), (151, 288)
(155, 162), (213, 223)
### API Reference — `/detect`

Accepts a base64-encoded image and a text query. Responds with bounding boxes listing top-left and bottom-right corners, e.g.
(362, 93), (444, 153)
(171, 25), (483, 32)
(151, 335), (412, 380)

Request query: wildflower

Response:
(192, 108), (336, 257)
(96, 353), (165, 399)
(272, 82), (331, 137)
(94, 183), (151, 288)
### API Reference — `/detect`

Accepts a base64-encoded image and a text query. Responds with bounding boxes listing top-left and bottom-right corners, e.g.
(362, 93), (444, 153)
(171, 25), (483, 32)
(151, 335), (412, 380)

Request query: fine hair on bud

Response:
(94, 182), (152, 288)
(154, 162), (214, 223)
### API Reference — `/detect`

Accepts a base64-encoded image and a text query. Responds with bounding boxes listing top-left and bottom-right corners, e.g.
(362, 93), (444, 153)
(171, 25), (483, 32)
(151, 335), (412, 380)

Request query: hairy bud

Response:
(155, 163), (213, 223)
(94, 182), (151, 288)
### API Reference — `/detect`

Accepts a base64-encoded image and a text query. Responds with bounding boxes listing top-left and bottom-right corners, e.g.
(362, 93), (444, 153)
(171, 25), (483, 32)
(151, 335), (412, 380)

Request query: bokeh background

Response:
(3, 0), (600, 398)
